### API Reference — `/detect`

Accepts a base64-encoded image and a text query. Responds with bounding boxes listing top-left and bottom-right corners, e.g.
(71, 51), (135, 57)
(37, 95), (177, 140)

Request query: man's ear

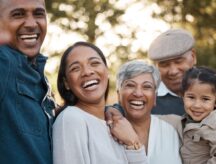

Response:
(63, 77), (70, 90)
(191, 49), (197, 65)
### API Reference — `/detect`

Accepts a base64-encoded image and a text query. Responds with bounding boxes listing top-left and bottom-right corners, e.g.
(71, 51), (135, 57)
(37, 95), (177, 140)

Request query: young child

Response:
(180, 66), (216, 164)
(161, 66), (216, 164)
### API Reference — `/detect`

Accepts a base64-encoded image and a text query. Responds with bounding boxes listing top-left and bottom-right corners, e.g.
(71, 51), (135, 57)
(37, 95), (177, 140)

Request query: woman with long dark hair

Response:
(53, 42), (147, 164)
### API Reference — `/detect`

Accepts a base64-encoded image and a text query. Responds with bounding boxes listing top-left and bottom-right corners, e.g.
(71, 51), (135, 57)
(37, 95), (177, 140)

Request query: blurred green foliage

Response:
(150, 0), (216, 68)
(45, 0), (146, 103)
(46, 0), (124, 42)
(44, 0), (216, 103)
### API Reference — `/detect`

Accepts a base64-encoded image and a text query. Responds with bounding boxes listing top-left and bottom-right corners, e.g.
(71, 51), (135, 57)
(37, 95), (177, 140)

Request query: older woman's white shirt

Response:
(147, 115), (182, 164)
(53, 106), (148, 164)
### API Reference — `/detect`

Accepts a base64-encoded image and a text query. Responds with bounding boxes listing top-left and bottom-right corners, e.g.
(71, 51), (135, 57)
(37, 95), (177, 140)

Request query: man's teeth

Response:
(83, 80), (98, 88)
(20, 34), (38, 39)
(130, 100), (144, 106)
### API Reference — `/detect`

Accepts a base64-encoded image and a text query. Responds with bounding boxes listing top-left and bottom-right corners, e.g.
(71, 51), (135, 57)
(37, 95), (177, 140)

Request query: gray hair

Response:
(116, 60), (161, 91)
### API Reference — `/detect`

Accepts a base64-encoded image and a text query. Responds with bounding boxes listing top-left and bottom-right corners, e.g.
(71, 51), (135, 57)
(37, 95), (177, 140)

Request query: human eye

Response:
(185, 94), (194, 100)
(34, 9), (46, 17)
(175, 58), (184, 64)
(143, 84), (154, 90)
(123, 82), (135, 89)
(67, 64), (80, 73)
(126, 83), (135, 87)
(202, 97), (211, 102)
(11, 10), (25, 18)
(70, 66), (80, 72)
(158, 62), (168, 68)
(91, 60), (101, 66)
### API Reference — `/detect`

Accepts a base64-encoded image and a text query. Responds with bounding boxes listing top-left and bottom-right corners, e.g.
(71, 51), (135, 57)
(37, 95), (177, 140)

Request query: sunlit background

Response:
(42, 0), (216, 105)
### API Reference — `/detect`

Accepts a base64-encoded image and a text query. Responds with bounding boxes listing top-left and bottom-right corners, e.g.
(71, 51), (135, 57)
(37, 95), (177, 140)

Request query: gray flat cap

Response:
(148, 29), (195, 61)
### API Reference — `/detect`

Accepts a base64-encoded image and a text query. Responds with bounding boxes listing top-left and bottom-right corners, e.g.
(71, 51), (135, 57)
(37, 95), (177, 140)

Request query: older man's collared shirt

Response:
(157, 82), (178, 97)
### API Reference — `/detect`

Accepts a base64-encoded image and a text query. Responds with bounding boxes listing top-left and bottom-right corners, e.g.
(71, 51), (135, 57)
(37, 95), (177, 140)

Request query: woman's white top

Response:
(147, 115), (182, 164)
(53, 106), (147, 164)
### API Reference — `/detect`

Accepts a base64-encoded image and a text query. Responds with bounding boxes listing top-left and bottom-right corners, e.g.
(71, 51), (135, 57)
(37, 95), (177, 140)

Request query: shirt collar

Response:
(202, 110), (216, 129)
(157, 82), (179, 97)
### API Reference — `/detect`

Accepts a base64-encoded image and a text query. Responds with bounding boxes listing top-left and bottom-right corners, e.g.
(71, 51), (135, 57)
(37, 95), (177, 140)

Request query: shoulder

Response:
(53, 106), (86, 128)
(0, 46), (11, 63)
(0, 46), (13, 99)
(52, 106), (92, 140)
(202, 110), (216, 129)
(150, 115), (181, 149)
(152, 114), (179, 126)
(156, 114), (182, 129)
(151, 115), (180, 135)
(0, 46), (18, 69)
(196, 111), (216, 140)
(0, 45), (15, 58)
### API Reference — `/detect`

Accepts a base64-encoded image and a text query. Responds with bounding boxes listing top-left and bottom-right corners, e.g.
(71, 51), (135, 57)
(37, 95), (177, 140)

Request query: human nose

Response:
(24, 15), (37, 28)
(192, 99), (202, 109)
(132, 87), (144, 97)
(168, 63), (179, 76)
(81, 65), (94, 76)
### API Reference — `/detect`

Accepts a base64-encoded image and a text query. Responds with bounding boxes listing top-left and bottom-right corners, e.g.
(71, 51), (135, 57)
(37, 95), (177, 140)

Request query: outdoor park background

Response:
(42, 0), (216, 105)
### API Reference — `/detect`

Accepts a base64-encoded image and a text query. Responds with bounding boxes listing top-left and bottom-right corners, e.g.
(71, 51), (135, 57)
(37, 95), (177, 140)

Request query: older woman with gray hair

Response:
(109, 60), (182, 164)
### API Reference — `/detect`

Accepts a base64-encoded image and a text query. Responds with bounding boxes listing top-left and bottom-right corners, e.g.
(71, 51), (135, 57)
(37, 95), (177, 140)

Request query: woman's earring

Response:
(63, 78), (70, 90)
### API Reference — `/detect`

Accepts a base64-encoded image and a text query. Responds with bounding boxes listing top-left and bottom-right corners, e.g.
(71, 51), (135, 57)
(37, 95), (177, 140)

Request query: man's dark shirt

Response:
(151, 93), (185, 116)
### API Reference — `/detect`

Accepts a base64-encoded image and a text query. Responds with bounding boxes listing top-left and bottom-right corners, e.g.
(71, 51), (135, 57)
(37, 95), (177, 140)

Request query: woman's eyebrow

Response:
(67, 61), (79, 69)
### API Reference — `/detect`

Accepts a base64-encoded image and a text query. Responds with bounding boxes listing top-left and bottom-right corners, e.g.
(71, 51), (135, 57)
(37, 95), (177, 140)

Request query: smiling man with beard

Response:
(0, 0), (55, 163)
(148, 29), (197, 116)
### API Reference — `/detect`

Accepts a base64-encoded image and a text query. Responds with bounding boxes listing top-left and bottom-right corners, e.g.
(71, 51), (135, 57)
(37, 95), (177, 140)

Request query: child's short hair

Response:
(182, 66), (216, 94)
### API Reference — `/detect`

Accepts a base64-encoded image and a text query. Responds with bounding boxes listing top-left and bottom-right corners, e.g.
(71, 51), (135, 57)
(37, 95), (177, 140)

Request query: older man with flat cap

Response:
(148, 28), (197, 115)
